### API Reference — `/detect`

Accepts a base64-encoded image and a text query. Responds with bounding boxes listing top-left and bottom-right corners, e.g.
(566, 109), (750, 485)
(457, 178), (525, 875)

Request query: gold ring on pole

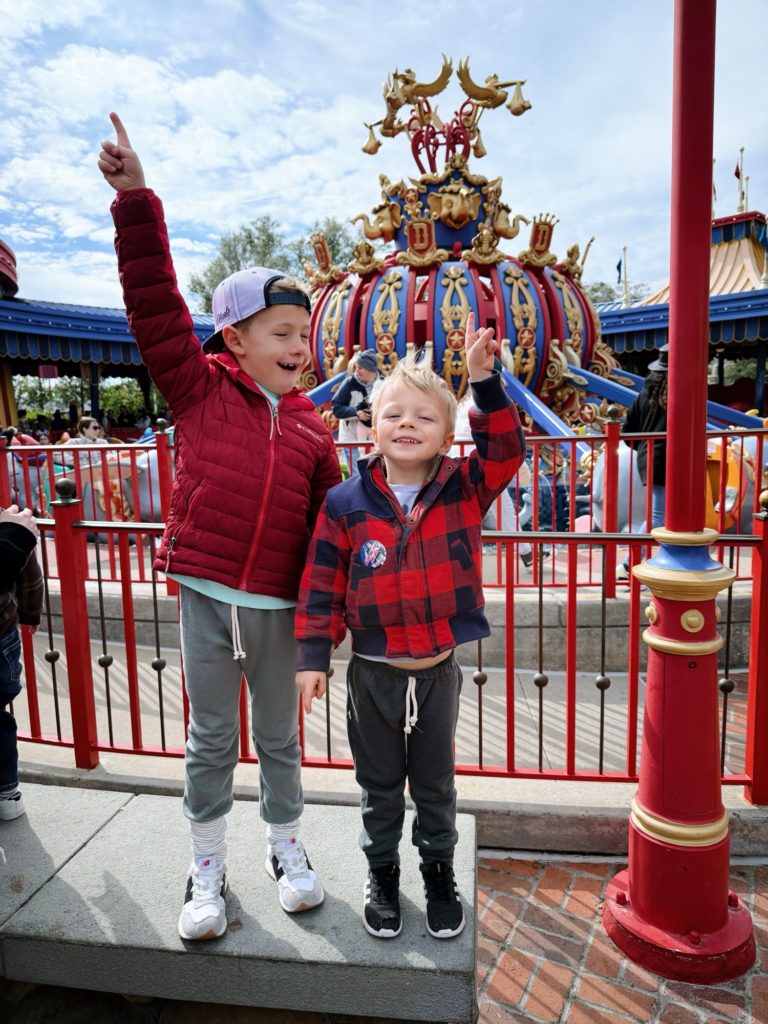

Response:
(630, 799), (729, 846)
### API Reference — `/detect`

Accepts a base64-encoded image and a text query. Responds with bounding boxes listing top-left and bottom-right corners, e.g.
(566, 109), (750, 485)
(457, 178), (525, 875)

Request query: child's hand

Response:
(0, 505), (38, 539)
(296, 671), (327, 714)
(97, 112), (146, 192)
(465, 311), (498, 380)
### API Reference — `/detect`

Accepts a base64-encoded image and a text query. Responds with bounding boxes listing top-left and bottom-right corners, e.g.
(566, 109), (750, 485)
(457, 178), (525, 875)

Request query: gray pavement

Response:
(1, 789), (477, 1022)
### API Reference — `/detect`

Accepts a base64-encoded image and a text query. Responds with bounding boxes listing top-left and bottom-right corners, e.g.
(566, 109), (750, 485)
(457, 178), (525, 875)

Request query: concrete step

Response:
(0, 786), (477, 1023)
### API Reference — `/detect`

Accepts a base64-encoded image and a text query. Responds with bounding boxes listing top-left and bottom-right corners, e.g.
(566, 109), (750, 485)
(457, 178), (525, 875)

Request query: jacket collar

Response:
(207, 350), (314, 410)
(363, 454), (458, 514)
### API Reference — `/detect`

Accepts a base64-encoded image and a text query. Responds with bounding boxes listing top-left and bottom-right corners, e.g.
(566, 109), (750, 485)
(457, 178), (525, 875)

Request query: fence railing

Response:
(4, 424), (766, 591)
(12, 474), (768, 805)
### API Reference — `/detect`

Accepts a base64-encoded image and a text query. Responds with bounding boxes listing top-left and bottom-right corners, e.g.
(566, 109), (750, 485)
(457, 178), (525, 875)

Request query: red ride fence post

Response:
(602, 408), (622, 599)
(154, 420), (174, 521)
(154, 420), (178, 597)
(745, 492), (768, 806)
(51, 477), (99, 769)
(0, 450), (12, 506)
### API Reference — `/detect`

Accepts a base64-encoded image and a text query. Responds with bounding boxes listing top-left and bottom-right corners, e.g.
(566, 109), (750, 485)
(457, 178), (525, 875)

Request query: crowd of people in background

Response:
(4, 403), (168, 447)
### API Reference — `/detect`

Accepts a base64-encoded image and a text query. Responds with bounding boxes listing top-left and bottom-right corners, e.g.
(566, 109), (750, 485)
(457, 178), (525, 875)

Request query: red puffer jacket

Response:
(111, 189), (341, 599)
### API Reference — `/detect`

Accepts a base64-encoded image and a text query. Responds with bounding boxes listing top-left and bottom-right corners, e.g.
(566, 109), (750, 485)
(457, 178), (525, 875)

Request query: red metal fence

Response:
(5, 427), (768, 803)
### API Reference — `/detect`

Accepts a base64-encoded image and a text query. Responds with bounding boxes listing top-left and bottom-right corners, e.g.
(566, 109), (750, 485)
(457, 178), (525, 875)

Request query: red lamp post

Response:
(601, 0), (755, 982)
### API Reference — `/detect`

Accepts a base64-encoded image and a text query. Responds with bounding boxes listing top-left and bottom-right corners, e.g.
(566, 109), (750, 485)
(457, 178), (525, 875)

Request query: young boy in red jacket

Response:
(98, 114), (341, 942)
(295, 316), (525, 939)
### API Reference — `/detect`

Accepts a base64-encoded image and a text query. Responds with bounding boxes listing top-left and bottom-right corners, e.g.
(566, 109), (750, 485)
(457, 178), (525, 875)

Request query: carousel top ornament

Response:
(302, 57), (625, 427)
(361, 55), (531, 174)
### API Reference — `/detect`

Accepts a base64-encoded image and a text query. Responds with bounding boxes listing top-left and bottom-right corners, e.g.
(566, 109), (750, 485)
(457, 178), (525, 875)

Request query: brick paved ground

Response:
(3, 853), (766, 1023)
(477, 855), (767, 1024)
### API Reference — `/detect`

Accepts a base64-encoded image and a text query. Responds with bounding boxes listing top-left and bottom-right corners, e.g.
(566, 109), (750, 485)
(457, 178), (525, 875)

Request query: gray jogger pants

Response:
(346, 653), (463, 867)
(179, 586), (303, 825)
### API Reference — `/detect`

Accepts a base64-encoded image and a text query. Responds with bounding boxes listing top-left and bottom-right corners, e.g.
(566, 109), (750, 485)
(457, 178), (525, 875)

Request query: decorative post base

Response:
(602, 528), (755, 983)
(604, 866), (754, 985)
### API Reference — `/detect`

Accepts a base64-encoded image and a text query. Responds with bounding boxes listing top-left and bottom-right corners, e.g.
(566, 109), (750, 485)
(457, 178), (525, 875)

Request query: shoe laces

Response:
(423, 862), (457, 903)
(191, 856), (224, 904)
(274, 839), (310, 881)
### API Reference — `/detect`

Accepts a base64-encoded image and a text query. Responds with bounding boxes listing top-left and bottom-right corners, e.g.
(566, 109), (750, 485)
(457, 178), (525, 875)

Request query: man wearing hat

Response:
(332, 349), (382, 474)
(619, 345), (668, 579)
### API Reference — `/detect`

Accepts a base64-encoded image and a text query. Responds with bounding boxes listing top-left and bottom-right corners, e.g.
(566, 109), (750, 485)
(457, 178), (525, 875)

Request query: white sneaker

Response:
(177, 854), (228, 940)
(265, 837), (324, 913)
(0, 790), (25, 821)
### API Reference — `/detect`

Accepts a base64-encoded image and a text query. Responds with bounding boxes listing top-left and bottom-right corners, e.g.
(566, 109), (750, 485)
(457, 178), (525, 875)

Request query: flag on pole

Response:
(734, 162), (742, 179)
(616, 257), (622, 285)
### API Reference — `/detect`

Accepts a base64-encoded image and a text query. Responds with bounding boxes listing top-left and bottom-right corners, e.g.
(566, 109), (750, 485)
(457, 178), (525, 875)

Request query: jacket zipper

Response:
(165, 481), (204, 573)
(239, 401), (279, 587)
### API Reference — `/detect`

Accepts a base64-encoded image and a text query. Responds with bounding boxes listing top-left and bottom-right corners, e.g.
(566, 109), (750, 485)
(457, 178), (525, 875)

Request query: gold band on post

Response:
(630, 799), (729, 847)
(641, 629), (724, 655)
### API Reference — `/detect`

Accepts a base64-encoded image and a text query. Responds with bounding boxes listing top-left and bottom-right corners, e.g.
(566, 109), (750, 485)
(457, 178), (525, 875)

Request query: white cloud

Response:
(0, 0), (766, 313)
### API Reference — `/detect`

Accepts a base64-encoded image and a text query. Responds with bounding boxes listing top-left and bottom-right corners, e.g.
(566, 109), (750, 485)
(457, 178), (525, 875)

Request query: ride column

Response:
(601, 0), (755, 982)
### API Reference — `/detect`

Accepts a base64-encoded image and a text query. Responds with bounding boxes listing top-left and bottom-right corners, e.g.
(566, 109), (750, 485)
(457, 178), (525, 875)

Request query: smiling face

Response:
(371, 378), (455, 484)
(222, 305), (311, 394)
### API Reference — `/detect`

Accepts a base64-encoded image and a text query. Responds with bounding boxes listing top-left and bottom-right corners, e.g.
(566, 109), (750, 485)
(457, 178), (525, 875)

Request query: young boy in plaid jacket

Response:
(294, 315), (525, 939)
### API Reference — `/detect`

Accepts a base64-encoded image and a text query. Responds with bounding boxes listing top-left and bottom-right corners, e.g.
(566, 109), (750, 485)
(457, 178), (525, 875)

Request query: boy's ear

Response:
(439, 432), (455, 455)
(221, 325), (244, 354)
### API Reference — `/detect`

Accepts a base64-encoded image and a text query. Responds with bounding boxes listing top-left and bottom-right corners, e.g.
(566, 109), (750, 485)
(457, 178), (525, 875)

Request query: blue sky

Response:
(1, 0), (766, 311)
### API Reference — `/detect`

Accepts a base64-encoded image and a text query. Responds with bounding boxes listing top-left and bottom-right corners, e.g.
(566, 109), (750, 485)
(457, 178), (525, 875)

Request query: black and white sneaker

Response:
(265, 837), (324, 913)
(363, 863), (402, 938)
(177, 854), (228, 941)
(421, 862), (465, 939)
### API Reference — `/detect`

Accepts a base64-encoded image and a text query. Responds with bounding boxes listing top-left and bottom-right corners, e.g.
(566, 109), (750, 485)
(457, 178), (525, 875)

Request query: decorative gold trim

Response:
(631, 799), (729, 847)
(642, 628), (723, 655)
(632, 562), (736, 601)
(644, 603), (658, 624)
(651, 527), (720, 547)
(681, 609), (705, 633)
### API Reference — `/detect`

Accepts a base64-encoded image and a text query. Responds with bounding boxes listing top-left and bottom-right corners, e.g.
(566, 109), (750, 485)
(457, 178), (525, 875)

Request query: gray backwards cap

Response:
(203, 267), (311, 353)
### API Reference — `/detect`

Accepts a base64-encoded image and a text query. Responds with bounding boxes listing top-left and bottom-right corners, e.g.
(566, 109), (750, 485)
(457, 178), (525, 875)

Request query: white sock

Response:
(267, 818), (301, 846)
(189, 815), (227, 861)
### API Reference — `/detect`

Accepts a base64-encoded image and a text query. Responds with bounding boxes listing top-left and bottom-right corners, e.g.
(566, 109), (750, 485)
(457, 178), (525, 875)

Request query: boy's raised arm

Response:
(98, 113), (147, 193)
(98, 113), (211, 416)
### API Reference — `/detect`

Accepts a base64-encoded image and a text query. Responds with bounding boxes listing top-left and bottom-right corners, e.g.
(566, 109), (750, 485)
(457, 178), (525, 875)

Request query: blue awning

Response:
(598, 290), (768, 353)
(0, 298), (213, 367)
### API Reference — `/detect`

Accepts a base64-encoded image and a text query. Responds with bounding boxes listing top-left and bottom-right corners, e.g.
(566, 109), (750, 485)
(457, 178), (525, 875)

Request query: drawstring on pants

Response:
(230, 605), (246, 661)
(404, 675), (418, 735)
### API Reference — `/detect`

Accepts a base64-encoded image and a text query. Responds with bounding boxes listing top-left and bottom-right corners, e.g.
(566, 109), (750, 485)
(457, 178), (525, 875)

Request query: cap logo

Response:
(215, 305), (230, 325)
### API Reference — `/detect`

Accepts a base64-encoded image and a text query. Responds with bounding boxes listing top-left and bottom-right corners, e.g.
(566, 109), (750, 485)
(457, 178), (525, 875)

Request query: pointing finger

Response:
(109, 111), (132, 149)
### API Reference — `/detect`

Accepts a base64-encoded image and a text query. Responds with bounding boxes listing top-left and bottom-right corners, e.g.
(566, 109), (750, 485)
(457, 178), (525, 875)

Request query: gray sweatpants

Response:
(179, 586), (303, 825)
(346, 653), (463, 868)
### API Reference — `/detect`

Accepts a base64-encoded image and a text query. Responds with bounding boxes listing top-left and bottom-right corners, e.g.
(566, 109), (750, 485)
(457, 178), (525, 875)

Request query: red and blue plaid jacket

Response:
(295, 373), (525, 671)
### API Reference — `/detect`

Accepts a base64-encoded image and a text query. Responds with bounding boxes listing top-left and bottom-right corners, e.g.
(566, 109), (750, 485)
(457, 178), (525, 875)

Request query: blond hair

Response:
(371, 356), (458, 433)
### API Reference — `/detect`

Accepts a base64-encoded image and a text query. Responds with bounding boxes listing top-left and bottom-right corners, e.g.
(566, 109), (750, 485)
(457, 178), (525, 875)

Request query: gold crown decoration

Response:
(518, 213), (559, 269)
(394, 189), (450, 268)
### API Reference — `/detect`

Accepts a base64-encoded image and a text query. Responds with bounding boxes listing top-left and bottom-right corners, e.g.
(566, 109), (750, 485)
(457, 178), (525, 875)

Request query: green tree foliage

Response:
(99, 378), (145, 418)
(188, 216), (358, 312)
(11, 375), (85, 424)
